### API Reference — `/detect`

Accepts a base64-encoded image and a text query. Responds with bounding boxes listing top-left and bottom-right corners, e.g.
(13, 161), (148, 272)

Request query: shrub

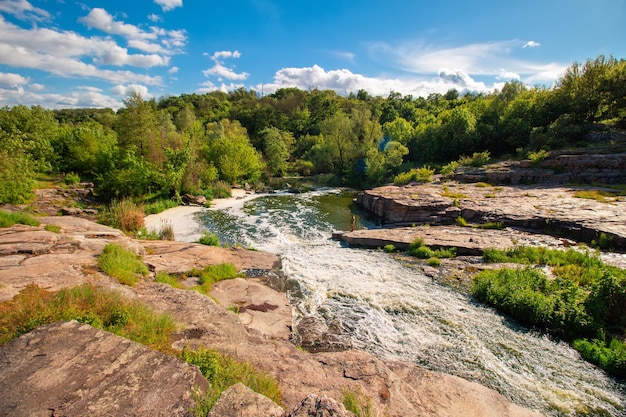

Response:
(181, 346), (282, 412)
(527, 149), (550, 165)
(98, 243), (148, 286)
(0, 284), (176, 352)
(383, 244), (396, 253)
(158, 220), (175, 241)
(393, 166), (434, 185)
(440, 161), (459, 176)
(197, 231), (221, 247)
(64, 172), (81, 185)
(0, 209), (40, 228)
(458, 151), (490, 167)
(427, 257), (441, 266)
(573, 337), (626, 379)
(98, 199), (144, 233)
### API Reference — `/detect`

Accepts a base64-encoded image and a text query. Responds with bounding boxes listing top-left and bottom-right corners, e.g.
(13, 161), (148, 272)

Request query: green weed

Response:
(98, 243), (148, 286)
(0, 209), (40, 228)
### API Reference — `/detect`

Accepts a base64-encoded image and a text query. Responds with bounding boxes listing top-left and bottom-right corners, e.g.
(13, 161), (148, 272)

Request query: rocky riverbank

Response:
(0, 203), (544, 416)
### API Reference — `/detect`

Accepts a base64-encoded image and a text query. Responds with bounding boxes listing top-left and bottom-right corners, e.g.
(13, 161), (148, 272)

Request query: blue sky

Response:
(0, 0), (624, 109)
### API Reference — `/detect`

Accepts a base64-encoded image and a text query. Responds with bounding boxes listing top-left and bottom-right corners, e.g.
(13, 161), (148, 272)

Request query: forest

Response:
(1, 54), (625, 206)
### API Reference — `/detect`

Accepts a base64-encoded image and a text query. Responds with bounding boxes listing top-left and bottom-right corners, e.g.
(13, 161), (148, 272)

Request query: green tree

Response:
(260, 127), (293, 177)
(203, 120), (265, 184)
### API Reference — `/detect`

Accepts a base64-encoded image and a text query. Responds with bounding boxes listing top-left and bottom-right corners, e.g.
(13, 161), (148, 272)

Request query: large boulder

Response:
(0, 321), (208, 417)
(208, 383), (283, 417)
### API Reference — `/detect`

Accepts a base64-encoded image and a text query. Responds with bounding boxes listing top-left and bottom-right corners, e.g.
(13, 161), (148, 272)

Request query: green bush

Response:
(458, 151), (491, 167)
(393, 166), (434, 185)
(197, 231), (221, 247)
(527, 149), (550, 165)
(0, 209), (40, 228)
(144, 198), (179, 215)
(98, 243), (148, 286)
(573, 337), (626, 379)
(383, 244), (396, 253)
(440, 161), (459, 176)
(64, 172), (80, 185)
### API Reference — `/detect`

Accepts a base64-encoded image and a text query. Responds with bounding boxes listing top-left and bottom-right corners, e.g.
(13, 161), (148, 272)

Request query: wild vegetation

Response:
(473, 246), (626, 378)
(0, 55), (624, 208)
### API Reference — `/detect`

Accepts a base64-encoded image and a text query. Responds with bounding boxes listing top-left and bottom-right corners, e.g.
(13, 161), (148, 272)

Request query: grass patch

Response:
(98, 243), (148, 286)
(458, 151), (490, 167)
(442, 185), (468, 199)
(0, 284), (176, 352)
(393, 166), (434, 185)
(181, 346), (282, 412)
(197, 231), (221, 247)
(456, 216), (468, 227)
(573, 190), (619, 203)
(189, 263), (241, 294)
(407, 237), (456, 259)
(155, 271), (185, 289)
(143, 198), (179, 215)
(475, 182), (491, 188)
(44, 224), (62, 233)
(527, 149), (550, 165)
(427, 257), (441, 266)
(0, 209), (40, 228)
(342, 386), (376, 417)
(477, 222), (504, 230)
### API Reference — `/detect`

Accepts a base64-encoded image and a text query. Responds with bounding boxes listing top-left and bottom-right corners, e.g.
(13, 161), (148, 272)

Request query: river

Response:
(198, 189), (625, 416)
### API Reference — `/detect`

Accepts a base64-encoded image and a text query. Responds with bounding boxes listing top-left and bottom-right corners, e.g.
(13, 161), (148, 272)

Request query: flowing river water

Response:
(198, 189), (625, 416)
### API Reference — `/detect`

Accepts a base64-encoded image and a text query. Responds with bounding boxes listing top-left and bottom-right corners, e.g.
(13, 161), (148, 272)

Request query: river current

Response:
(198, 189), (625, 416)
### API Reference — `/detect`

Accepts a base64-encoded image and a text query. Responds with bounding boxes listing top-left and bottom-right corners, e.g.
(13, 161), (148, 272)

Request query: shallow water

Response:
(199, 189), (625, 416)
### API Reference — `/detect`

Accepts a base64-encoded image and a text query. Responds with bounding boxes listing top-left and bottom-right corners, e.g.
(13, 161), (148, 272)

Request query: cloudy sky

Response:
(0, 0), (624, 109)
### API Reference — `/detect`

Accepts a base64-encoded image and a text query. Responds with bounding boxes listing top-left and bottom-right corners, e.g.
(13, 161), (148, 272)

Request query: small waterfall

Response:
(199, 190), (625, 416)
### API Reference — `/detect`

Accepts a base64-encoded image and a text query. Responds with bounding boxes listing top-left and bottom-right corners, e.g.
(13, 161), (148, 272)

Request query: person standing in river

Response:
(351, 214), (356, 232)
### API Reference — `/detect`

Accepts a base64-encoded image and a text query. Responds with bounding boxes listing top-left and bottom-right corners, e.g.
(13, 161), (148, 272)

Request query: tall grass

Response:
(143, 198), (180, 215)
(0, 284), (176, 352)
(181, 346), (282, 412)
(97, 199), (144, 233)
(342, 387), (376, 417)
(98, 243), (148, 286)
(0, 209), (40, 228)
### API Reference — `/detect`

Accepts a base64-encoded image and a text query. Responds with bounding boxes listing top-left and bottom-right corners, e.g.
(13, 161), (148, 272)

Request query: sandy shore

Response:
(143, 189), (259, 242)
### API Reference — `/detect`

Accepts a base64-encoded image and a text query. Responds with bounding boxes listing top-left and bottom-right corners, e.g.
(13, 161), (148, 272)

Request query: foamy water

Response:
(198, 190), (625, 416)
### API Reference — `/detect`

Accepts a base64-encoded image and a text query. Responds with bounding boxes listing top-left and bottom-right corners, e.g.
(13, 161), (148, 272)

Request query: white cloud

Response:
(111, 84), (151, 98)
(0, 71), (29, 86)
(254, 64), (492, 98)
(330, 51), (356, 62)
(79, 8), (145, 39)
(496, 69), (521, 81)
(0, 84), (123, 109)
(368, 38), (566, 87)
(0, 0), (50, 21)
(154, 0), (183, 12)
(148, 13), (162, 22)
(202, 50), (249, 81)
(0, 14), (164, 85)
(523, 41), (541, 48)
(197, 80), (245, 94)
(168, 66), (179, 74)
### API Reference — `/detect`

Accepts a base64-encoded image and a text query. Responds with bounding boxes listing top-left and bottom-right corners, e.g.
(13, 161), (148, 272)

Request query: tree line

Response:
(1, 54), (624, 204)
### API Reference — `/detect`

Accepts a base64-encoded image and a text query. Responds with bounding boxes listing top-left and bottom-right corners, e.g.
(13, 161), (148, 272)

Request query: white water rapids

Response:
(197, 189), (625, 416)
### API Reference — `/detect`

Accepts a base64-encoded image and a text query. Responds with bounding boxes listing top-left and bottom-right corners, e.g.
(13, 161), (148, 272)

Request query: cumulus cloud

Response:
(154, 0), (183, 12)
(202, 50), (249, 81)
(252, 64), (493, 98)
(197, 80), (245, 94)
(168, 66), (179, 74)
(523, 41), (541, 48)
(111, 84), (151, 98)
(496, 69), (521, 81)
(0, 83), (123, 109)
(368, 38), (563, 86)
(0, 0), (50, 21)
(148, 13), (161, 22)
(0, 71), (29, 86)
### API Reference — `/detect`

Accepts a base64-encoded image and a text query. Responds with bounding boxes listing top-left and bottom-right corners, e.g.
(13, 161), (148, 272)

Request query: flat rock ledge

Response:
(355, 182), (626, 250)
(0, 320), (208, 417)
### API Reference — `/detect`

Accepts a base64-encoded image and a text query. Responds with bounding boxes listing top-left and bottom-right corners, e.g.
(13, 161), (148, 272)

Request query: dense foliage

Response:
(473, 247), (626, 378)
(0, 55), (624, 205)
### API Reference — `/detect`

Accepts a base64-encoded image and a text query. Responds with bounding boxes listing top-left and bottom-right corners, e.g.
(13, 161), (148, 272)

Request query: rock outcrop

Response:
(0, 320), (207, 417)
(0, 214), (544, 417)
(355, 182), (626, 250)
(208, 383), (284, 417)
